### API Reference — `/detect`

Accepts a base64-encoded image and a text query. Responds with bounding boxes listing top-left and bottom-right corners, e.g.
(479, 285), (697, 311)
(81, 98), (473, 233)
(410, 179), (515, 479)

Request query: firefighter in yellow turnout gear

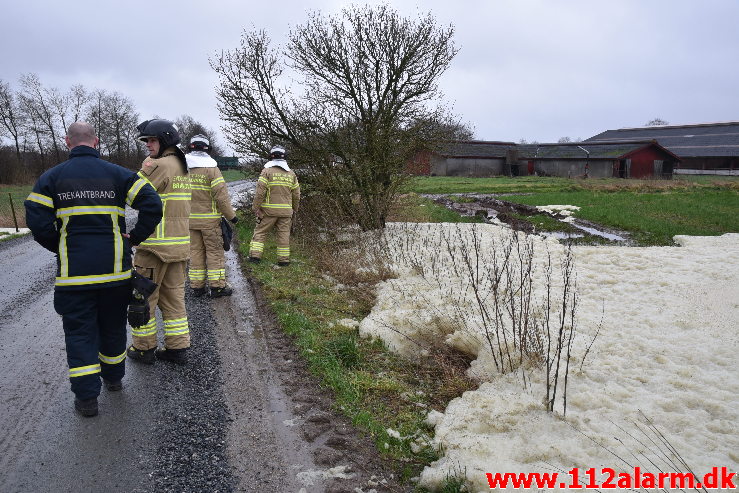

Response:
(128, 119), (192, 365)
(249, 146), (300, 266)
(186, 134), (238, 297)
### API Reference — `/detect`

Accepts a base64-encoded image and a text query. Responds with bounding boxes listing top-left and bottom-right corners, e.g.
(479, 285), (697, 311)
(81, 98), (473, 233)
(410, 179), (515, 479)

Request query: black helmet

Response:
(136, 119), (181, 153)
(269, 145), (286, 160)
(189, 134), (210, 152)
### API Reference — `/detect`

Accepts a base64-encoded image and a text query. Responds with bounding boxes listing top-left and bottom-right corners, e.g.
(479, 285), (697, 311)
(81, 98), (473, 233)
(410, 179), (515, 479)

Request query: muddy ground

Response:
(426, 193), (632, 244)
(216, 244), (410, 493)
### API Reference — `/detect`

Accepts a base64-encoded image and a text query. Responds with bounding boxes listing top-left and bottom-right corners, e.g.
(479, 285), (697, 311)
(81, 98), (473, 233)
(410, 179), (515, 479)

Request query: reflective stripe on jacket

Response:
(188, 165), (236, 229)
(252, 163), (300, 218)
(24, 145), (162, 290)
(135, 148), (191, 262)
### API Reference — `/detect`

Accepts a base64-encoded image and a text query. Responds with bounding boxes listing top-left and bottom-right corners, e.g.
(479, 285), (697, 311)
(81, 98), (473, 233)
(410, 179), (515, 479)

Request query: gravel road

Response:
(0, 180), (407, 493)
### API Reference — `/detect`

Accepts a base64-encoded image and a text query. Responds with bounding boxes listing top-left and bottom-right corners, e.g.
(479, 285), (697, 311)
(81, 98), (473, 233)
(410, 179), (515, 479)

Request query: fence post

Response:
(8, 193), (19, 232)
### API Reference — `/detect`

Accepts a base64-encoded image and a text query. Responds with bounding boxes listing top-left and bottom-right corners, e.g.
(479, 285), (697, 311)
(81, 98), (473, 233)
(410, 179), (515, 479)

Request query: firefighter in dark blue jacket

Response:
(25, 121), (162, 417)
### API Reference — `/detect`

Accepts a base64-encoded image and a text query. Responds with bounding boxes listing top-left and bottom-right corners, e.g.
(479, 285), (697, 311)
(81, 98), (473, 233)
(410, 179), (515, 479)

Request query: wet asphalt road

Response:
(0, 181), (250, 493)
(0, 234), (158, 492)
(0, 180), (405, 493)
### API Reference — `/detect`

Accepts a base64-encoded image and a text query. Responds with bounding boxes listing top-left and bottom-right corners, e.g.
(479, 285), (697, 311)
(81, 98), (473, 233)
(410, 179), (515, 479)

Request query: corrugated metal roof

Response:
(586, 122), (739, 157)
(436, 140), (679, 160)
(438, 141), (516, 158)
(519, 141), (667, 159)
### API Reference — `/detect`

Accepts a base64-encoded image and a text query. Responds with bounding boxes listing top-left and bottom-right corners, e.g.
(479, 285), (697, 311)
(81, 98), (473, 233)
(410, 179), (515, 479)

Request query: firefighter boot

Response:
(192, 287), (207, 297)
(128, 345), (156, 364)
(74, 397), (98, 417)
(104, 379), (123, 391)
(210, 285), (233, 298)
(155, 347), (188, 365)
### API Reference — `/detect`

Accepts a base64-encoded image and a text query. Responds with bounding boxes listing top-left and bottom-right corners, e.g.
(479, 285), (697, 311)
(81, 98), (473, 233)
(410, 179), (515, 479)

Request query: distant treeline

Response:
(0, 73), (223, 184)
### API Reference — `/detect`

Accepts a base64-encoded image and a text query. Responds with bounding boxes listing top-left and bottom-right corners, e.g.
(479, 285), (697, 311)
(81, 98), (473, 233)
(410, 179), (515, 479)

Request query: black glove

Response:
(230, 216), (238, 224)
(126, 232), (142, 247)
(128, 272), (158, 328)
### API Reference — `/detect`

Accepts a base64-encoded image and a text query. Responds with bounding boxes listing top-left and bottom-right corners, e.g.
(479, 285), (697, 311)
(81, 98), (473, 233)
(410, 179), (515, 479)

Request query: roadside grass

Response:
(0, 184), (31, 229)
(407, 176), (739, 246)
(235, 213), (478, 488)
(0, 231), (30, 243)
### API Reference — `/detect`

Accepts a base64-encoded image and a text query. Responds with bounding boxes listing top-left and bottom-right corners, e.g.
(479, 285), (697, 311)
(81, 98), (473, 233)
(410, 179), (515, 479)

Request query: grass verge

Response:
(235, 213), (477, 489)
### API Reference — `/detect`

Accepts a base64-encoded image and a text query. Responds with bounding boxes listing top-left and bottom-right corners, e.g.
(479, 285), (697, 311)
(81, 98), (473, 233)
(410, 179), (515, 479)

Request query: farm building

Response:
(519, 141), (681, 179)
(215, 156), (239, 169)
(408, 140), (517, 177)
(409, 139), (680, 179)
(586, 121), (739, 175)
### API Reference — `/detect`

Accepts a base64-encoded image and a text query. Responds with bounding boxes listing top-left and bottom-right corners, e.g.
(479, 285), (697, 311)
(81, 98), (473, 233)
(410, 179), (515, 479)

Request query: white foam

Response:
(355, 223), (738, 492)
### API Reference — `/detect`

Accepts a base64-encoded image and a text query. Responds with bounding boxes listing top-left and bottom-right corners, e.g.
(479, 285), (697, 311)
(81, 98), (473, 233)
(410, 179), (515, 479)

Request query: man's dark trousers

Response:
(53, 284), (131, 400)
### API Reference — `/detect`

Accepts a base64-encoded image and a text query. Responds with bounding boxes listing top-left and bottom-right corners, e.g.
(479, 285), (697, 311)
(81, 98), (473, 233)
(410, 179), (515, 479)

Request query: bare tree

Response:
(68, 84), (89, 122)
(645, 118), (668, 126)
(212, 5), (460, 230)
(86, 89), (107, 144)
(102, 92), (140, 166)
(1, 74), (148, 178)
(49, 86), (71, 134)
(0, 80), (25, 165)
(174, 115), (226, 156)
(83, 89), (141, 168)
(19, 73), (64, 165)
(50, 84), (90, 133)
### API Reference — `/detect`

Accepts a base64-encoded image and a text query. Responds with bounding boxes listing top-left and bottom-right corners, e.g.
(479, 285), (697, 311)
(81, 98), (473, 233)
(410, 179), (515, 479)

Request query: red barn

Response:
(519, 140), (680, 179)
(587, 121), (739, 175)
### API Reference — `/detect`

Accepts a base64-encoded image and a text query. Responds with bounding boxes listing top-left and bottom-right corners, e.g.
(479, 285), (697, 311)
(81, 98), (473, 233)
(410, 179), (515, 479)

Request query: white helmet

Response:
(190, 134), (210, 152)
(269, 145), (286, 159)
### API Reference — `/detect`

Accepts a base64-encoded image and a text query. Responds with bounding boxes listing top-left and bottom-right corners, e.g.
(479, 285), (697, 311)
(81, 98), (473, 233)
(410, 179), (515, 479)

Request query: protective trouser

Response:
(53, 284), (130, 400)
(189, 227), (226, 289)
(132, 250), (190, 351)
(249, 216), (292, 262)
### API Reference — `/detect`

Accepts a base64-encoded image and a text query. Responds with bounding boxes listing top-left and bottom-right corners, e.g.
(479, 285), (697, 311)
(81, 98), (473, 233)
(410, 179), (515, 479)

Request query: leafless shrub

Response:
(291, 195), (395, 308)
(296, 216), (589, 413)
(362, 223), (583, 414)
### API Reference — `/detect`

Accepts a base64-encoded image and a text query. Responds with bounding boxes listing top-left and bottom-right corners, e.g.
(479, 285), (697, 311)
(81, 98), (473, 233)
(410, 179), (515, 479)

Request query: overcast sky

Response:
(2, 0), (738, 152)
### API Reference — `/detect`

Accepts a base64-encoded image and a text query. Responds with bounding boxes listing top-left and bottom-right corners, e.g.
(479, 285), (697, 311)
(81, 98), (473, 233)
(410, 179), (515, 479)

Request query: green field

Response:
(221, 168), (254, 182)
(406, 174), (739, 193)
(406, 176), (739, 245)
